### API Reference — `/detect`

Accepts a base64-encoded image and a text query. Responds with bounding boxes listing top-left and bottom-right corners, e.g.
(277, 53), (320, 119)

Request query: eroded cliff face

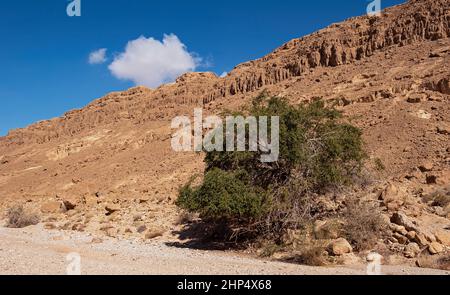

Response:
(2, 0), (448, 147)
(212, 0), (449, 100)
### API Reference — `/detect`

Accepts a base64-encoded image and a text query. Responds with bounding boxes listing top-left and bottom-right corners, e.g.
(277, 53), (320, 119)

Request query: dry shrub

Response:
(285, 241), (328, 266)
(294, 245), (328, 266)
(422, 187), (450, 207)
(343, 198), (387, 251)
(431, 194), (450, 207)
(5, 205), (40, 228)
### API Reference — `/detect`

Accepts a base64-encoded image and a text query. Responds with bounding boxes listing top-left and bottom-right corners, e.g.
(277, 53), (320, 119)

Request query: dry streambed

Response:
(0, 225), (448, 275)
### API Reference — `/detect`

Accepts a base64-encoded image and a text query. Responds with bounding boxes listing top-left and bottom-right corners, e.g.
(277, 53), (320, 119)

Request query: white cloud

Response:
(220, 72), (228, 78)
(88, 48), (108, 64)
(108, 34), (200, 88)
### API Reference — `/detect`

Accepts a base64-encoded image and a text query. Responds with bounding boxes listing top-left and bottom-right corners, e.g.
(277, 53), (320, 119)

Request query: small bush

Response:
(343, 199), (387, 251)
(5, 205), (40, 228)
(423, 187), (450, 207)
(286, 243), (328, 266)
(295, 246), (328, 266)
(431, 194), (450, 207)
(374, 158), (385, 171)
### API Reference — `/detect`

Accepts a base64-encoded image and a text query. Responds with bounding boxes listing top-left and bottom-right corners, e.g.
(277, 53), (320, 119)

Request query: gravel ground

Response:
(0, 225), (448, 275)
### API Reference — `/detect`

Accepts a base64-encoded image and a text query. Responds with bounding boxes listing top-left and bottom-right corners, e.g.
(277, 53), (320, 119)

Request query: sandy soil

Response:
(0, 225), (448, 275)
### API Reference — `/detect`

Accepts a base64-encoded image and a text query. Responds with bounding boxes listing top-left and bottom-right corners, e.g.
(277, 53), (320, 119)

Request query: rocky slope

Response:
(0, 0), (449, 270)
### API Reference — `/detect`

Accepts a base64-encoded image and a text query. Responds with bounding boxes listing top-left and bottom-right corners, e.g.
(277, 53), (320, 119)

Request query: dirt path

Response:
(0, 225), (448, 275)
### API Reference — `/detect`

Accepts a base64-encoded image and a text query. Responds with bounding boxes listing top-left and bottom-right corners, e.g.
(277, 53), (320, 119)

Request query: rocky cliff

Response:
(2, 0), (448, 147)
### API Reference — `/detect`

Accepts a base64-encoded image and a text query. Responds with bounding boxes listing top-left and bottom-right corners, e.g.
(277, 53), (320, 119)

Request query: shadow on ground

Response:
(165, 221), (247, 251)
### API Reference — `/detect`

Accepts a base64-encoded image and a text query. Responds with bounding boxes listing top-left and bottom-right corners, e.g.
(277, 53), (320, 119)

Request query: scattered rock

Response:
(136, 224), (147, 234)
(434, 230), (450, 246)
(328, 238), (353, 256)
(62, 199), (77, 211)
(72, 223), (86, 232)
(393, 233), (408, 245)
(133, 214), (143, 222)
(40, 201), (67, 214)
(407, 94), (423, 103)
(414, 233), (430, 247)
(139, 197), (150, 204)
(437, 124), (450, 135)
(44, 223), (57, 230)
(444, 204), (450, 216)
(91, 237), (103, 244)
(84, 195), (98, 207)
(419, 161), (434, 172)
(428, 242), (444, 255)
(404, 242), (421, 258)
(390, 224), (408, 236)
(105, 203), (120, 216)
(426, 174), (437, 185)
(391, 212), (418, 232)
(406, 231), (417, 241)
(144, 229), (164, 240)
(380, 183), (405, 211)
(417, 110), (431, 120)
(436, 170), (450, 186)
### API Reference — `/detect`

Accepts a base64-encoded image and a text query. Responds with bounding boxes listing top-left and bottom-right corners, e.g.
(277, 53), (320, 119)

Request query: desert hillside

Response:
(0, 0), (449, 270)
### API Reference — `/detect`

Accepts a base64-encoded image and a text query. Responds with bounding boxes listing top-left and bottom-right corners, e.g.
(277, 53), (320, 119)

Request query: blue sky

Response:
(0, 0), (405, 136)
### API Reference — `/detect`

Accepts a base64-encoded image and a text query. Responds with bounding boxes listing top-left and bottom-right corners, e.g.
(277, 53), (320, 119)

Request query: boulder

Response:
(390, 224), (408, 236)
(406, 231), (417, 241)
(393, 233), (408, 245)
(414, 233), (430, 247)
(328, 238), (353, 256)
(428, 242), (444, 255)
(391, 212), (418, 232)
(41, 201), (66, 214)
(404, 242), (421, 258)
(434, 230), (450, 246)
(380, 183), (406, 211)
